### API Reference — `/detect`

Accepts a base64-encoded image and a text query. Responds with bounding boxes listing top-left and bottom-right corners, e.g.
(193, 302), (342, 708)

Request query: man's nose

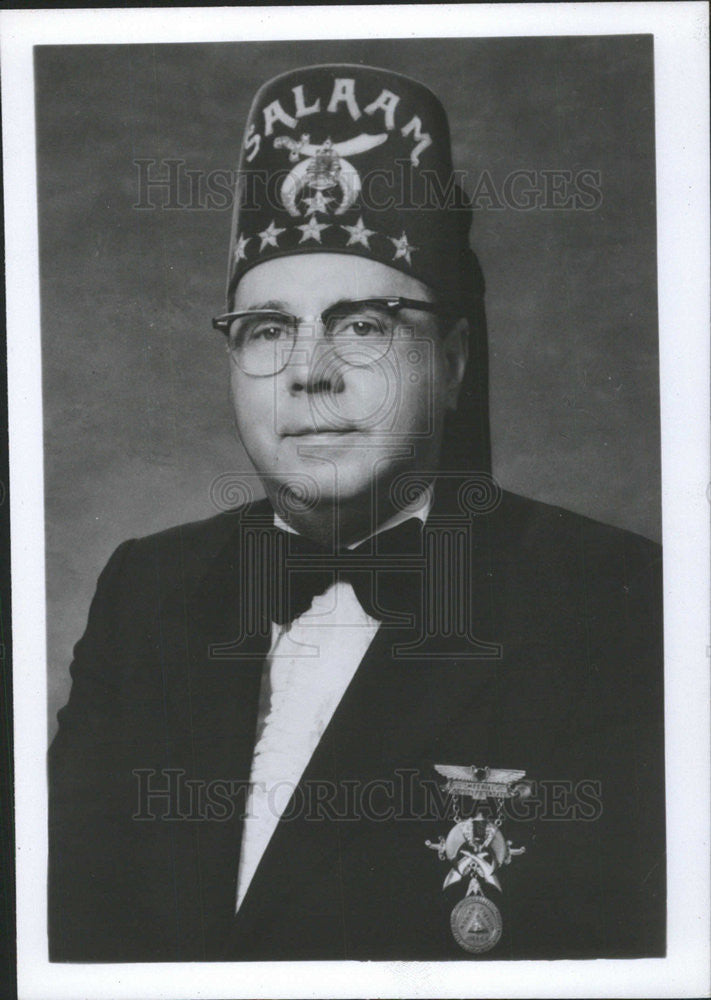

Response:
(285, 320), (345, 395)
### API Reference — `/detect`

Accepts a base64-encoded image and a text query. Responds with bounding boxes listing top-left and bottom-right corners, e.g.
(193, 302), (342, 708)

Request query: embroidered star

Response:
(233, 232), (250, 263)
(258, 220), (286, 252)
(296, 217), (330, 244)
(341, 216), (376, 249)
(389, 231), (417, 265)
(302, 191), (333, 216)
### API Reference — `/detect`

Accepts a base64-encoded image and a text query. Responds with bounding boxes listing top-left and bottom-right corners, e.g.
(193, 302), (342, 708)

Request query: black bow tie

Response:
(270, 518), (424, 625)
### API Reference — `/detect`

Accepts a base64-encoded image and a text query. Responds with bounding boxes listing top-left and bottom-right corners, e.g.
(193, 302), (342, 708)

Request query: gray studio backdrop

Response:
(36, 37), (660, 738)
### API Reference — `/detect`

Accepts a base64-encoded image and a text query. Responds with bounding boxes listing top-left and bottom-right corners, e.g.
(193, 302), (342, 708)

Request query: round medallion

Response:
(450, 895), (503, 955)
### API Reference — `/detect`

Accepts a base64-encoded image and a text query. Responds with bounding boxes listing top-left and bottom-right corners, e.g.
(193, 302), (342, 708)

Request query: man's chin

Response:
(262, 457), (389, 517)
(271, 472), (374, 510)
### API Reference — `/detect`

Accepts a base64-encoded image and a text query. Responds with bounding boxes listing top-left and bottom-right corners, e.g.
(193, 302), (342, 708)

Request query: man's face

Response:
(229, 253), (467, 519)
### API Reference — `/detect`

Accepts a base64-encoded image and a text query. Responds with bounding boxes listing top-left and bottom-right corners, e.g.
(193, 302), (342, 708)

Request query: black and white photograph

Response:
(3, 4), (709, 999)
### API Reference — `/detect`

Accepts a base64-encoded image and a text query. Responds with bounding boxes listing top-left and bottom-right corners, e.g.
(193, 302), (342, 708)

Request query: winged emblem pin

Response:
(425, 764), (532, 955)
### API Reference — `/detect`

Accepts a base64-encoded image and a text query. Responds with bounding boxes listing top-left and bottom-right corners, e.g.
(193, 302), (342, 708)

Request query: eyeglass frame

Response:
(212, 296), (454, 377)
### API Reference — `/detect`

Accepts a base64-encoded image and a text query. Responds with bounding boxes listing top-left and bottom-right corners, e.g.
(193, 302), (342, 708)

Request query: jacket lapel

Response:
(160, 504), (273, 954)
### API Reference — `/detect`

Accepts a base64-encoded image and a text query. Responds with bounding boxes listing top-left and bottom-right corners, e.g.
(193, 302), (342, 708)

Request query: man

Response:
(48, 64), (665, 962)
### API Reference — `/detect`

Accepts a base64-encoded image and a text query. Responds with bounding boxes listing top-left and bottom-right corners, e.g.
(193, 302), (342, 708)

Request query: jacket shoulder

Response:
(494, 489), (661, 566)
(109, 498), (274, 595)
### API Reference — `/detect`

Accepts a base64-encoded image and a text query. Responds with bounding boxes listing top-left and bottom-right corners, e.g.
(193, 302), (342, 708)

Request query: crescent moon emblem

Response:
(279, 159), (312, 218)
(333, 159), (361, 215)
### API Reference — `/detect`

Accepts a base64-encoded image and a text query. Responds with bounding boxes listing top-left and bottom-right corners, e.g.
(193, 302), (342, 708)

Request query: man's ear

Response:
(442, 317), (469, 411)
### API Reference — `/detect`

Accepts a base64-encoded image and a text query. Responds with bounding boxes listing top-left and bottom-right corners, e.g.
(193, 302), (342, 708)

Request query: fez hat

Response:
(226, 63), (484, 311)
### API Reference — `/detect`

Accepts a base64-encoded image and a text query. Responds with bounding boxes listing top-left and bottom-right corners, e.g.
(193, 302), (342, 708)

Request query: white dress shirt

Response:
(235, 488), (432, 911)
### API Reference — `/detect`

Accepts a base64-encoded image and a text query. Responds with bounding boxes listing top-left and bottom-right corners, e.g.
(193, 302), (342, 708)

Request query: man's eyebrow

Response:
(243, 299), (290, 312)
(322, 297), (389, 315)
(242, 297), (397, 315)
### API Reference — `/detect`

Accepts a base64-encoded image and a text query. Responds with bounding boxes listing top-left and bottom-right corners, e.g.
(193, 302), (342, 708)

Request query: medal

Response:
(450, 895), (502, 954)
(425, 764), (531, 955)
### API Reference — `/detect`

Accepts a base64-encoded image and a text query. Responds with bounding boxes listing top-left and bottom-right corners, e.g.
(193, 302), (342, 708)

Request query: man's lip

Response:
(283, 427), (361, 437)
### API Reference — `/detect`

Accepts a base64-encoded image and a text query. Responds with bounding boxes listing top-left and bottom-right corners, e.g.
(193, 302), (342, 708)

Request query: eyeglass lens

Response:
(228, 305), (399, 376)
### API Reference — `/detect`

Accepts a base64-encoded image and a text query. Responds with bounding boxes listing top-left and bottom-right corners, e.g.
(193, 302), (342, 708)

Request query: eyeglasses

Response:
(212, 296), (450, 377)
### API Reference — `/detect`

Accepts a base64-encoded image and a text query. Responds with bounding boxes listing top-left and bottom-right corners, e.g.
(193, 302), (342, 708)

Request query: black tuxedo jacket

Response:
(48, 485), (665, 961)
